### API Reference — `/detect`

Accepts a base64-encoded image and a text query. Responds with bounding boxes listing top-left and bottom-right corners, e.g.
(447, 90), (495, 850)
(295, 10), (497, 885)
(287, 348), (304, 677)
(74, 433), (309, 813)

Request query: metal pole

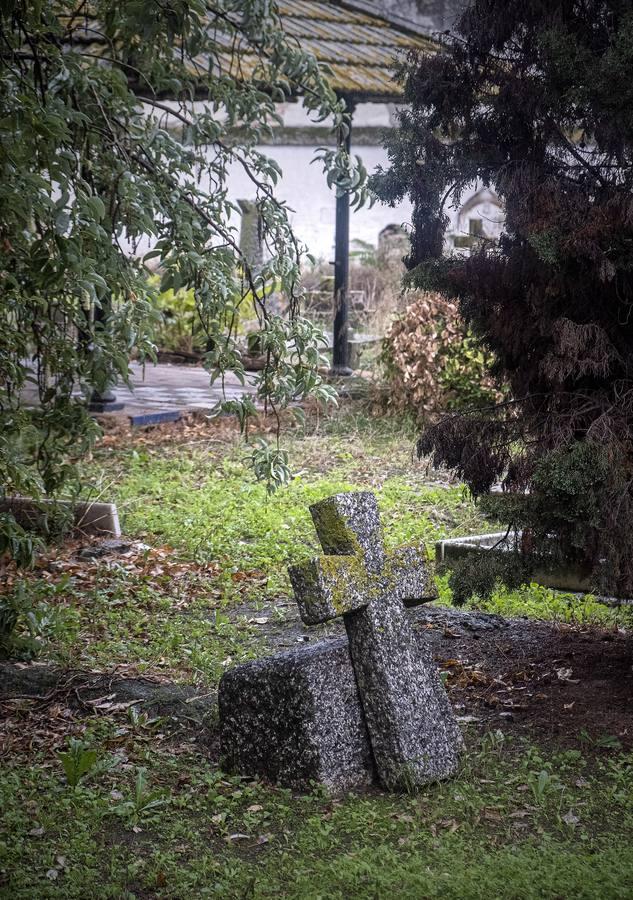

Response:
(331, 104), (353, 375)
(84, 296), (124, 413)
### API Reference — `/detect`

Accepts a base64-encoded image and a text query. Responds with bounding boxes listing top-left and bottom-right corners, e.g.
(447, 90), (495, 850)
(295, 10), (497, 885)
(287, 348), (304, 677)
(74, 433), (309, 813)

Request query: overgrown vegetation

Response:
(381, 291), (503, 420)
(2, 412), (633, 896)
(3, 411), (632, 673)
(0, 411), (491, 674)
(0, 0), (368, 563)
(301, 239), (408, 339)
(3, 722), (633, 897)
(374, 0), (633, 597)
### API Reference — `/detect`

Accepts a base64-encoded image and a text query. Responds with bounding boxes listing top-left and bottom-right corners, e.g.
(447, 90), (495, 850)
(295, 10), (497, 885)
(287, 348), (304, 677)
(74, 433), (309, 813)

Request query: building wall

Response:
(223, 103), (503, 262)
(226, 142), (413, 262)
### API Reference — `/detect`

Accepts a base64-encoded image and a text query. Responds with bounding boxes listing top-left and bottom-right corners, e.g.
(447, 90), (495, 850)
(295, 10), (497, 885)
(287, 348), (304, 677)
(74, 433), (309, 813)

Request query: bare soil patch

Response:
(414, 606), (633, 750)
(2, 605), (631, 767)
(233, 600), (633, 752)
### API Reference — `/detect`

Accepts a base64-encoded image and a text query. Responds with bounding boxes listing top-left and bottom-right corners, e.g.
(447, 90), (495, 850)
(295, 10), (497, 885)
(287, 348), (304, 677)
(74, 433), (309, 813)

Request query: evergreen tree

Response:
(375, 1), (633, 596)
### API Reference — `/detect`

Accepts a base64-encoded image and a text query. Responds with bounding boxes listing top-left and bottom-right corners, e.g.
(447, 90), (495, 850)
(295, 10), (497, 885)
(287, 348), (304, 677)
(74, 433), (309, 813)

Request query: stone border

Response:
(435, 531), (633, 603)
(1, 497), (121, 538)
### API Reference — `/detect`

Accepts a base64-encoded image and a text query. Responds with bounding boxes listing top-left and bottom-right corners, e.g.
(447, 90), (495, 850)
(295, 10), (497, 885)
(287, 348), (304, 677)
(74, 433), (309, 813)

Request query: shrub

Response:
(381, 292), (502, 420)
(374, 0), (633, 596)
(149, 284), (202, 355)
(147, 277), (285, 356)
(0, 579), (79, 660)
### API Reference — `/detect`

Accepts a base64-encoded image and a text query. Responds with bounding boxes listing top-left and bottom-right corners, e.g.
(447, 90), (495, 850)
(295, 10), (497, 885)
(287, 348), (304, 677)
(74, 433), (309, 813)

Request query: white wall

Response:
(136, 102), (503, 262)
(225, 144), (414, 261)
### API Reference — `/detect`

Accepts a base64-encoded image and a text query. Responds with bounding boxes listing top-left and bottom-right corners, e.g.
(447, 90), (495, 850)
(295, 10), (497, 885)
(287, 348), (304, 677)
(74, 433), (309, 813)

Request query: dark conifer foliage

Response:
(374, 1), (633, 595)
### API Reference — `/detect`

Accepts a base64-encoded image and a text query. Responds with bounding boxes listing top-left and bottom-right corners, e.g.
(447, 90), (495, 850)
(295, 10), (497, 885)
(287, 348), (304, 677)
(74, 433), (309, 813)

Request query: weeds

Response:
(3, 733), (633, 897)
(110, 768), (168, 826)
(58, 739), (98, 789)
(3, 412), (633, 895)
(0, 579), (79, 659)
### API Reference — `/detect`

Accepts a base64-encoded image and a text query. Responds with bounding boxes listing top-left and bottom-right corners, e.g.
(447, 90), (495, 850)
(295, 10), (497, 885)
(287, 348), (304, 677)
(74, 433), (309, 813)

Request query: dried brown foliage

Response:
(381, 292), (502, 422)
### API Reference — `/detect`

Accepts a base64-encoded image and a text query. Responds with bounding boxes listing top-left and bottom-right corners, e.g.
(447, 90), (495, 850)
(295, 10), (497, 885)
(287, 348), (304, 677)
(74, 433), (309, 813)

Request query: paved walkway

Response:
(21, 362), (258, 426)
(110, 362), (257, 416)
(23, 361), (369, 425)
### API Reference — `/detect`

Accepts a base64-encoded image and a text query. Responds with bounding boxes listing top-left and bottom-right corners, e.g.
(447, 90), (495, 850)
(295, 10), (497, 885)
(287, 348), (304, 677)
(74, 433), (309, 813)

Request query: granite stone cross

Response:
(288, 491), (462, 790)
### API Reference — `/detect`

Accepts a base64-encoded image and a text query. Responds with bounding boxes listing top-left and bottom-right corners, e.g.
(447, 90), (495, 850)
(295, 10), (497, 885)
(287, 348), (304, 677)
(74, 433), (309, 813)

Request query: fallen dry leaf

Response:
(482, 808), (503, 822)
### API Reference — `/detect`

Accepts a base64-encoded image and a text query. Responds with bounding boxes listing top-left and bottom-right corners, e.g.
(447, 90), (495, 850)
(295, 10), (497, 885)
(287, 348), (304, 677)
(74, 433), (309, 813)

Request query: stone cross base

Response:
(219, 634), (462, 793)
(219, 639), (373, 794)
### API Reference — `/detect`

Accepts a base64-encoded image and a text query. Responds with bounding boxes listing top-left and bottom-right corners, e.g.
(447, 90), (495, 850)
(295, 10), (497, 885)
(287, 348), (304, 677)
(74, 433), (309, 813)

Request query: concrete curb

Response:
(1, 497), (121, 538)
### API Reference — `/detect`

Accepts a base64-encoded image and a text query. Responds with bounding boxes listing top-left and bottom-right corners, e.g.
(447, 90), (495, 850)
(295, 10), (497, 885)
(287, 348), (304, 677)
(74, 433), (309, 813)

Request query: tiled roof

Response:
(263, 1), (435, 100)
(68, 1), (435, 102)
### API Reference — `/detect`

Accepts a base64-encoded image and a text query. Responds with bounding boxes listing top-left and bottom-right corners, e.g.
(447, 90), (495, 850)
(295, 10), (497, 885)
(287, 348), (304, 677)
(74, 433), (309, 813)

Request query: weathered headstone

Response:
(289, 492), (462, 790)
(219, 491), (462, 792)
(237, 198), (263, 274)
(378, 223), (409, 262)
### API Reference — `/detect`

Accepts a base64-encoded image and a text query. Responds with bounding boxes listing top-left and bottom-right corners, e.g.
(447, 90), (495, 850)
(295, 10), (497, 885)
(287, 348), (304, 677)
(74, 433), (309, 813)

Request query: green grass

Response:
(3, 727), (633, 899)
(467, 579), (633, 628)
(5, 416), (490, 680)
(3, 409), (633, 897)
(433, 575), (633, 630)
(5, 410), (633, 680)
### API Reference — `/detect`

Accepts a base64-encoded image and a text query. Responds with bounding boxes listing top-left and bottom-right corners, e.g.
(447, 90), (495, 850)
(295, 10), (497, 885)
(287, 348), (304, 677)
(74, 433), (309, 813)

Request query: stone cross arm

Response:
(289, 544), (434, 625)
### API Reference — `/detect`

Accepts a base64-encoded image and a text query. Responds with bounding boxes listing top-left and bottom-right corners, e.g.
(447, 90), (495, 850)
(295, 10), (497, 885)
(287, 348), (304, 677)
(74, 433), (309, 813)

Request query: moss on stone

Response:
(311, 503), (363, 557)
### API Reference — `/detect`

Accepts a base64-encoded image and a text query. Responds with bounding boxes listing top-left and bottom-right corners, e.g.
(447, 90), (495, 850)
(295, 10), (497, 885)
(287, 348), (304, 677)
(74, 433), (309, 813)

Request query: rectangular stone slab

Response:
(0, 497), (121, 537)
(219, 627), (462, 793)
(219, 638), (375, 793)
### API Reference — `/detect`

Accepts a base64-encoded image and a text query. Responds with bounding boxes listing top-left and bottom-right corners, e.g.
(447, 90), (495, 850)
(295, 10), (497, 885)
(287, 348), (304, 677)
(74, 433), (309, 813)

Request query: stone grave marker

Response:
(289, 492), (462, 790)
(219, 491), (462, 792)
(219, 637), (374, 793)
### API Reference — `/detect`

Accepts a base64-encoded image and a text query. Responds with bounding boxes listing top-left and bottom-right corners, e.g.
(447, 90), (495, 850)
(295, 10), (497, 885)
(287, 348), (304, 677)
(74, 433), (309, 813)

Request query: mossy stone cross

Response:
(288, 492), (462, 790)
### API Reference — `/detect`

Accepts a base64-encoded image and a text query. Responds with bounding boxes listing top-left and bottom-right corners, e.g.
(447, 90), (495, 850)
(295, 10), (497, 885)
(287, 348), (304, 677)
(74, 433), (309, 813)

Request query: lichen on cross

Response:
(289, 491), (462, 791)
(290, 493), (435, 625)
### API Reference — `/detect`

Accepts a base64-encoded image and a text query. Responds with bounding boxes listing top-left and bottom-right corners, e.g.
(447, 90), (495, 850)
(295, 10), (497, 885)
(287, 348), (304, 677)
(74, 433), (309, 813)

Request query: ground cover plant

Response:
(4, 727), (633, 899)
(2, 408), (633, 898)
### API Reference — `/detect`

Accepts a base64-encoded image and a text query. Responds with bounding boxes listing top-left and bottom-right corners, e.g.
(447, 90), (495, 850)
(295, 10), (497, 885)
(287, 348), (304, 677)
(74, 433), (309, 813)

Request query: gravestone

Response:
(219, 491), (462, 792)
(219, 638), (374, 793)
(289, 492), (462, 789)
(378, 223), (409, 262)
(237, 199), (263, 273)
